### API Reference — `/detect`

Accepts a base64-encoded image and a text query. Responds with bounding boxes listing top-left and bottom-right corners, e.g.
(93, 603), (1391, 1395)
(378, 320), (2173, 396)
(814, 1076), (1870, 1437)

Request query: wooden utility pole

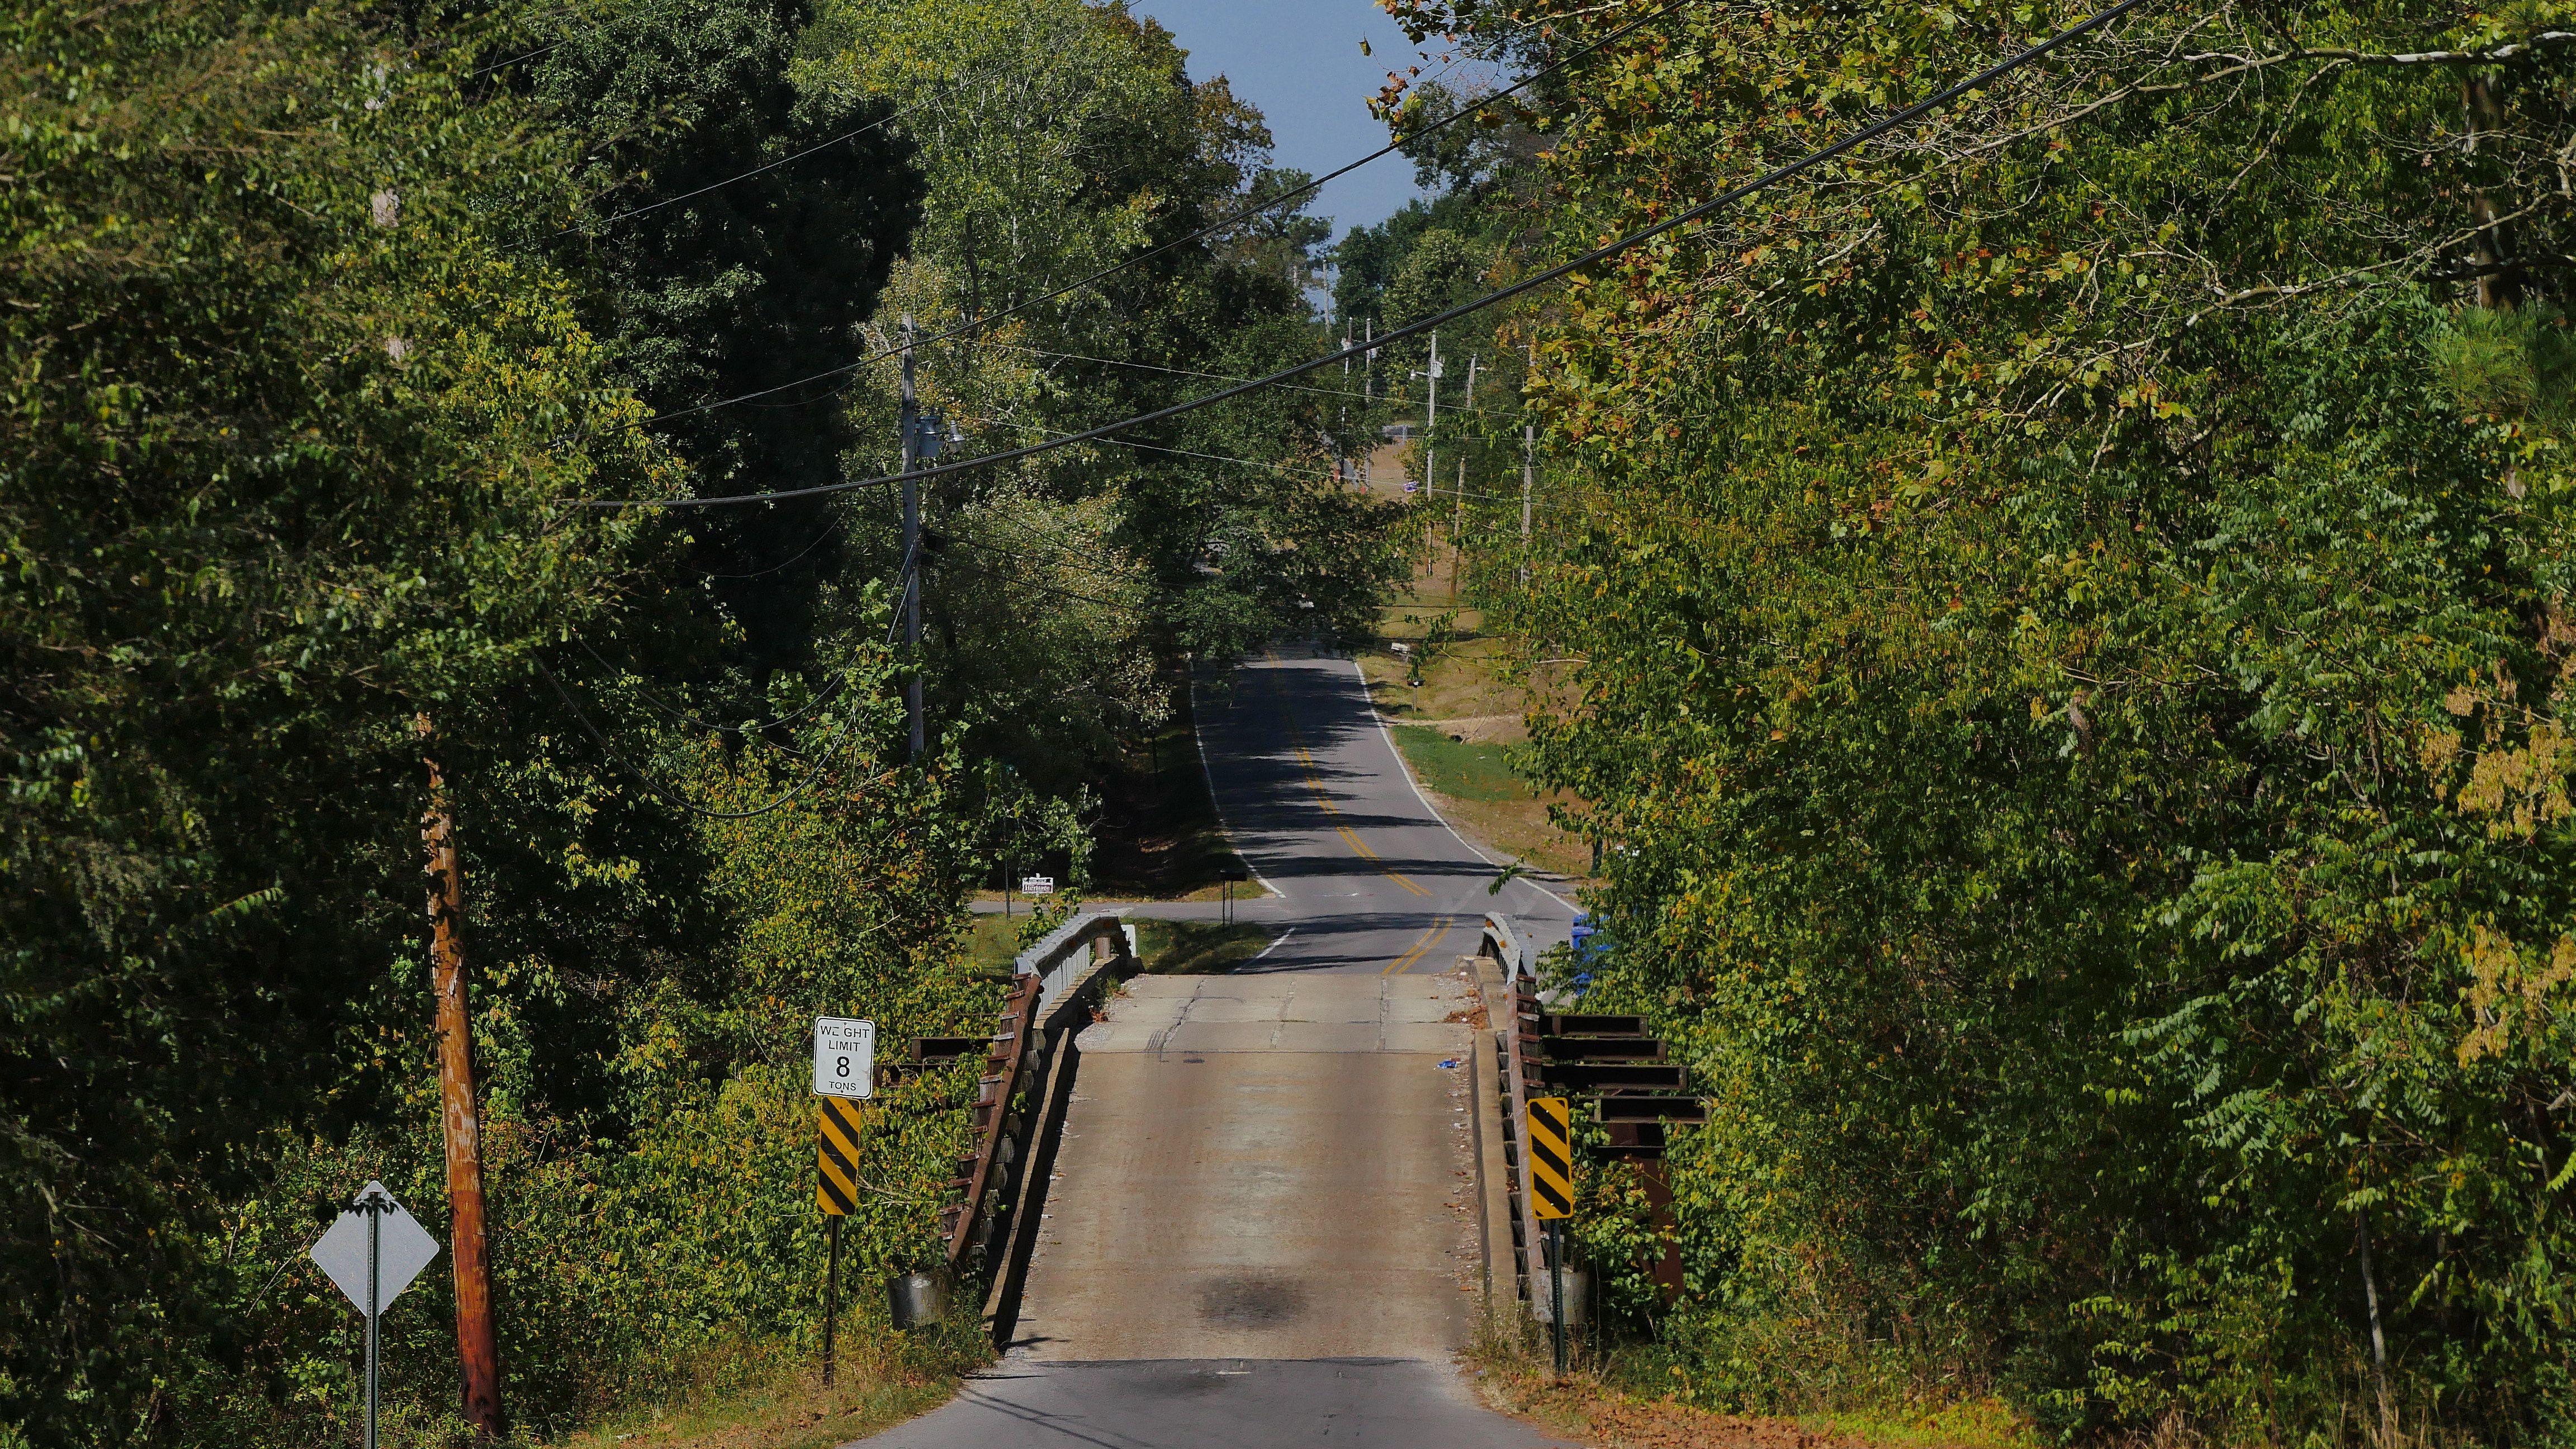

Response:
(418, 714), (503, 1442)
(1456, 355), (1478, 603)
(1520, 423), (1536, 588)
(899, 316), (924, 760)
(1420, 330), (1439, 509)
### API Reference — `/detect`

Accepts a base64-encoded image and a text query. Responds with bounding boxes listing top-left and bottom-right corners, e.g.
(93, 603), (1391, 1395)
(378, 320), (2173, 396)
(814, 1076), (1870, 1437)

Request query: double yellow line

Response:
(1293, 742), (1428, 897)
(1385, 916), (1453, 976)
(1263, 655), (1441, 974)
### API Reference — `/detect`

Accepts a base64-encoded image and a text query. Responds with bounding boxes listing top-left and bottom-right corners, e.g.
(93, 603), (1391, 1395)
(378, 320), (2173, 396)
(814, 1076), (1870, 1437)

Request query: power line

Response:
(535, 656), (880, 819)
(695, 513), (844, 579)
(1010, 344), (1516, 419)
(637, 0), (1694, 427)
(550, 71), (983, 239)
(581, 0), (2152, 510)
(930, 405), (1351, 481)
(1008, 345), (1384, 405)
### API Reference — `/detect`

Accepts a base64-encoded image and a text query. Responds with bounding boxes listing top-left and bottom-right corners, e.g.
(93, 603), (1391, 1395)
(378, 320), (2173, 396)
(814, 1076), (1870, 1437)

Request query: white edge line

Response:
(1248, 926), (1298, 962)
(1348, 656), (1582, 915)
(1188, 662), (1287, 898)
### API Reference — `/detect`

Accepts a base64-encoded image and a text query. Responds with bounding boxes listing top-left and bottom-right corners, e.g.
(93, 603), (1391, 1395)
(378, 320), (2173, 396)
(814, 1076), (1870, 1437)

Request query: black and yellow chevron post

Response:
(1526, 1096), (1574, 1219)
(816, 1096), (866, 1216)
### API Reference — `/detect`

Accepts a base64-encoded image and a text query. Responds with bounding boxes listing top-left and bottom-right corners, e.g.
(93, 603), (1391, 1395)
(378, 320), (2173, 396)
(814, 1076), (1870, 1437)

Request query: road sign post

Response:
(824, 1215), (841, 1386)
(812, 1020), (873, 1384)
(1527, 1096), (1574, 1374)
(309, 1182), (441, 1449)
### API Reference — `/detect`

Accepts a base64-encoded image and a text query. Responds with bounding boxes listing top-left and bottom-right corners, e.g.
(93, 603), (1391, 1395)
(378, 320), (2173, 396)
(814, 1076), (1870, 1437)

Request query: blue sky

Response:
(1130, 0), (1443, 239)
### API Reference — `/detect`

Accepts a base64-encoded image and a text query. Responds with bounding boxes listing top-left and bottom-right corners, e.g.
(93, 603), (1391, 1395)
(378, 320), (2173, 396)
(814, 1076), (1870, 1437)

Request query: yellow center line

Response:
(1385, 916), (1453, 976)
(1285, 688), (1423, 895)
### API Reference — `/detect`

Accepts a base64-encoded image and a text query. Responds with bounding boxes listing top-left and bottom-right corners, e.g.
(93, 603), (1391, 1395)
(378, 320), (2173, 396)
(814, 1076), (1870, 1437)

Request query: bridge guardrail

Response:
(939, 912), (1135, 1269)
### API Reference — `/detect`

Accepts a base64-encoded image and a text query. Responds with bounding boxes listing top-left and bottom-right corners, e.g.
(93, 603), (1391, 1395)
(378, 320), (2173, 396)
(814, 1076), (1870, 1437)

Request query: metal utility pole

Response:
(417, 715), (501, 1443)
(899, 316), (924, 761)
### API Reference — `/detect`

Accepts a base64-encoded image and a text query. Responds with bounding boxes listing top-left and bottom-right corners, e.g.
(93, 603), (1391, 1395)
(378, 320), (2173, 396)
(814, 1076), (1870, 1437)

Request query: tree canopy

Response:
(1376, 0), (2576, 1438)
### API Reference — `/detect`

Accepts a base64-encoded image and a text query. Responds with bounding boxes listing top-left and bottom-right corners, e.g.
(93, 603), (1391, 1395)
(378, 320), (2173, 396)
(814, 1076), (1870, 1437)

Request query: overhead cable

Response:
(1010, 344), (1512, 416)
(583, 0), (2152, 510)
(944, 406), (1346, 481)
(552, 71), (984, 238)
(936, 551), (1136, 610)
(638, 0), (1696, 427)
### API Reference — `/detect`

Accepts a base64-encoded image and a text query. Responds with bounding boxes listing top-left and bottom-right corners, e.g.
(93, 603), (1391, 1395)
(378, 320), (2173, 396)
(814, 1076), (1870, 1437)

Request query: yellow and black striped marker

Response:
(816, 1096), (866, 1216)
(1527, 1096), (1574, 1219)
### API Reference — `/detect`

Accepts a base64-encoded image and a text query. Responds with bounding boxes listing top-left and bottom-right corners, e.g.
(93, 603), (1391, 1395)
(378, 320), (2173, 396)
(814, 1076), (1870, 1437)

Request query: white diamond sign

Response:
(309, 1181), (439, 1319)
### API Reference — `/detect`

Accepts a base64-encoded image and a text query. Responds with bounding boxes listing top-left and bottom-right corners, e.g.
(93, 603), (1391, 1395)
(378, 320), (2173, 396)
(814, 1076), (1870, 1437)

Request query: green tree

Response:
(509, 0), (925, 684)
(0, 2), (680, 1436)
(801, 0), (1404, 778)
(1390, 0), (2576, 1439)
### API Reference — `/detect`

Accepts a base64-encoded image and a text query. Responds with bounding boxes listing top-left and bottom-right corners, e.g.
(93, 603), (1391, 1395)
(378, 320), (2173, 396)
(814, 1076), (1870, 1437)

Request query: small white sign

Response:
(812, 1016), (876, 1099)
(309, 1182), (439, 1319)
(1019, 874), (1055, 897)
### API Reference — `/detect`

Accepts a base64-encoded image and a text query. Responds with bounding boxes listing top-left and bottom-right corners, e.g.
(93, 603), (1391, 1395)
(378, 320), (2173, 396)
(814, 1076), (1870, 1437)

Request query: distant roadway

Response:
(1191, 641), (1578, 972)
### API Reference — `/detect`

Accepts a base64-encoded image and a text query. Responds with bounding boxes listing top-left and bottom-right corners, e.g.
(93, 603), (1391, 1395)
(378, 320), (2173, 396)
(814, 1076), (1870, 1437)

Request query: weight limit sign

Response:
(812, 1015), (875, 1100)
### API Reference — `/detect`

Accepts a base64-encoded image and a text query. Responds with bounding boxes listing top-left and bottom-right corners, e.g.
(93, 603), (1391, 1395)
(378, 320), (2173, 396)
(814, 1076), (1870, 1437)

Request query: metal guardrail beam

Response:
(941, 911), (1135, 1267)
(1478, 912), (1532, 979)
(1015, 911), (1132, 1021)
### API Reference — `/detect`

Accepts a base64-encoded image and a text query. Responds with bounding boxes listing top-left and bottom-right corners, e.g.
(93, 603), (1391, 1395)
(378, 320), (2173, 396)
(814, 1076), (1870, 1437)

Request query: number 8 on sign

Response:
(812, 1016), (875, 1100)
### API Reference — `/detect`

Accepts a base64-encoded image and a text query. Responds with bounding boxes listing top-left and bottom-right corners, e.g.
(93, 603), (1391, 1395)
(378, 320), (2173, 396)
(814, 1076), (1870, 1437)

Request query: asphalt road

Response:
(846, 643), (1581, 1449)
(1190, 642), (1578, 974)
(850, 1359), (1573, 1449)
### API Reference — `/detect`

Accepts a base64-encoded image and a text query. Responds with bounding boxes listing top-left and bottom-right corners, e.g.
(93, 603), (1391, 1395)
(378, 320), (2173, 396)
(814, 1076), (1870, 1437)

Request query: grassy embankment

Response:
(1467, 1315), (2035, 1449)
(1356, 600), (1594, 884)
(553, 1330), (975, 1449)
(962, 912), (1275, 976)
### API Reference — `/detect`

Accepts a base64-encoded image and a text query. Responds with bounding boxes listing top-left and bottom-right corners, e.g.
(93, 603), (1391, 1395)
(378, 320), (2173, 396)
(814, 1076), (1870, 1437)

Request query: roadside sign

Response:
(309, 1181), (439, 1449)
(310, 1182), (440, 1317)
(1020, 874), (1054, 897)
(1526, 1097), (1574, 1219)
(812, 1016), (875, 1100)
(816, 1096), (866, 1216)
